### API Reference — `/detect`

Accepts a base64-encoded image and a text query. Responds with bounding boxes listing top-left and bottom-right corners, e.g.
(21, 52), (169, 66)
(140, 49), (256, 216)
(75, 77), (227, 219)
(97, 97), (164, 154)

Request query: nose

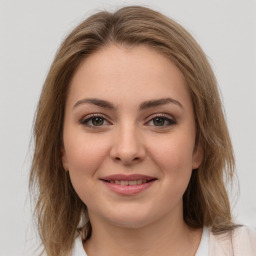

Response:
(110, 124), (146, 165)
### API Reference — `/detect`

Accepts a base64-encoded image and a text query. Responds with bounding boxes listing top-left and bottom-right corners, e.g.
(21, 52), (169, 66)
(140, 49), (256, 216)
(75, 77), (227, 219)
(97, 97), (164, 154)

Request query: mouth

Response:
(101, 179), (156, 186)
(100, 174), (157, 185)
(99, 174), (157, 195)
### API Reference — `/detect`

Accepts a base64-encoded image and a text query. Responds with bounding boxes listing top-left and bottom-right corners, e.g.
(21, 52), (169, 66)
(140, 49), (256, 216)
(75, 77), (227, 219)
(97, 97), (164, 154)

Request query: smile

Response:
(107, 180), (150, 185)
(100, 174), (157, 195)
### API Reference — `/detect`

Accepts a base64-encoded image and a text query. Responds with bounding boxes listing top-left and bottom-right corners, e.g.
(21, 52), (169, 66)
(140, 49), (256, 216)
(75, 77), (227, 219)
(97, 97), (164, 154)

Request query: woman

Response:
(30, 5), (256, 256)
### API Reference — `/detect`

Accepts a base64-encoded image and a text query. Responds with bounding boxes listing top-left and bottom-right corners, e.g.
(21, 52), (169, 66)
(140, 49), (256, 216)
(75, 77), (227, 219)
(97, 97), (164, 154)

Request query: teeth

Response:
(110, 179), (151, 186)
(120, 180), (129, 186)
(128, 180), (137, 185)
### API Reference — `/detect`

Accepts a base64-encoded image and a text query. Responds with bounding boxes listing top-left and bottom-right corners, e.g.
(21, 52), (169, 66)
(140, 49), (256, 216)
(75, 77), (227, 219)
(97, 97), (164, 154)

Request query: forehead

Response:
(67, 44), (191, 109)
(71, 44), (184, 82)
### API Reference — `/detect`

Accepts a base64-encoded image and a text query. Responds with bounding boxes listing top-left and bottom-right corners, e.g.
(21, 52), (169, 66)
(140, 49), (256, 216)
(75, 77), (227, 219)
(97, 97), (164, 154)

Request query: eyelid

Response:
(79, 112), (176, 127)
(146, 113), (176, 122)
(80, 113), (112, 127)
(145, 113), (176, 126)
(147, 113), (175, 120)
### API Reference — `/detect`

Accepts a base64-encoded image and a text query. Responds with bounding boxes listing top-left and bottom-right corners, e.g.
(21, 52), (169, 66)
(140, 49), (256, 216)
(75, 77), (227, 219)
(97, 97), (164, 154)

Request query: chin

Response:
(104, 209), (157, 229)
(110, 218), (151, 229)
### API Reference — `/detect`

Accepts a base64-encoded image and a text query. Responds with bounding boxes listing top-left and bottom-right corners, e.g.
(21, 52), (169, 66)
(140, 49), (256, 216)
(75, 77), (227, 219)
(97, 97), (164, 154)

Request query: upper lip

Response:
(100, 174), (157, 181)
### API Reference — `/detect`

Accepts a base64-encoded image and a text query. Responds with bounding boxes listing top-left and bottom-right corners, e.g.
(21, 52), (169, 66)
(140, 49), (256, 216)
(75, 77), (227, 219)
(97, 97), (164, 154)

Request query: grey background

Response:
(0, 0), (255, 255)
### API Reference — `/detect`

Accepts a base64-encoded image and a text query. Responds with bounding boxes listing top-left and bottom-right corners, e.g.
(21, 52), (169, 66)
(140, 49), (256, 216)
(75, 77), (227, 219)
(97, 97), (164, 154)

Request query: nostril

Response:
(114, 156), (140, 161)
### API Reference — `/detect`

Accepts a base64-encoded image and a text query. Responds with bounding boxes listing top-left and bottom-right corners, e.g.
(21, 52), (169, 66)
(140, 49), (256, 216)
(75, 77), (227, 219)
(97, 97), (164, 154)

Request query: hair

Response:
(30, 5), (238, 256)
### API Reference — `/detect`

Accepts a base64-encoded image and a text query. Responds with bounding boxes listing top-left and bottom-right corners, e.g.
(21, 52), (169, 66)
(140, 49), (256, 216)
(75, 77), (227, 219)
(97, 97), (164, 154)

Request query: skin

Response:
(62, 44), (203, 256)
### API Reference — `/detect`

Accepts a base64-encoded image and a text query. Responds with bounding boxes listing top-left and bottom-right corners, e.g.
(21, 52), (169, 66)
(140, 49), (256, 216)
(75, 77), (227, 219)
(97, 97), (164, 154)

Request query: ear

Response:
(192, 144), (203, 169)
(61, 148), (69, 171)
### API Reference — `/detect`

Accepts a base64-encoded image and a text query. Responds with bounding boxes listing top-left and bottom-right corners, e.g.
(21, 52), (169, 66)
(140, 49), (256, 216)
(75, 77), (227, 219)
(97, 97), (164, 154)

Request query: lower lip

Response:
(102, 180), (156, 195)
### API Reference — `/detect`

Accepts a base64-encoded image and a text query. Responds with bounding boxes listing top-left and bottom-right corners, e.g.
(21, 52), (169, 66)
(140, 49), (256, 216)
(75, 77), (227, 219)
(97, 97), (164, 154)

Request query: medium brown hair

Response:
(30, 5), (237, 256)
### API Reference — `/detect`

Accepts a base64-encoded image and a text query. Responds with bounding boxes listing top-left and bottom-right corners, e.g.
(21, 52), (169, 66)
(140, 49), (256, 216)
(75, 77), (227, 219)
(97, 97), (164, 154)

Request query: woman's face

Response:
(62, 44), (202, 228)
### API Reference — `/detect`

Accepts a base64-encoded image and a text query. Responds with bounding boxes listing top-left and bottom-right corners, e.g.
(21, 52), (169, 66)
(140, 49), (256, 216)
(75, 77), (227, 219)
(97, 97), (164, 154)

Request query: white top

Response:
(195, 226), (209, 255)
(72, 226), (209, 256)
(72, 234), (87, 256)
(72, 226), (256, 255)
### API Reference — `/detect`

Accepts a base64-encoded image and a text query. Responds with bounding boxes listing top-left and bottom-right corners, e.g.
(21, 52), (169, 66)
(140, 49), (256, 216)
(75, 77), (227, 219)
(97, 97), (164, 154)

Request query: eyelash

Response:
(80, 114), (110, 127)
(80, 113), (176, 128)
(146, 113), (176, 127)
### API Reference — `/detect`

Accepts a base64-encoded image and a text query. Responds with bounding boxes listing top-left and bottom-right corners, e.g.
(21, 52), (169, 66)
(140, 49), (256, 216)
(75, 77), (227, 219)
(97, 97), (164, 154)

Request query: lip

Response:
(100, 174), (156, 181)
(100, 174), (157, 195)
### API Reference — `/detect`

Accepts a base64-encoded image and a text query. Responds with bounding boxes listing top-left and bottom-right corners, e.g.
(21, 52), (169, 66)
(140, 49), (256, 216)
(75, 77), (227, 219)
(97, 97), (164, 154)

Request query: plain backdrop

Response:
(0, 0), (255, 255)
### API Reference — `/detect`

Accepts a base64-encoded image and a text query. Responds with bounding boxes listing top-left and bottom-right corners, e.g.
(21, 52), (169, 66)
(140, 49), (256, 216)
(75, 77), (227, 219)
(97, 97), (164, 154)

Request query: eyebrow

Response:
(73, 97), (183, 110)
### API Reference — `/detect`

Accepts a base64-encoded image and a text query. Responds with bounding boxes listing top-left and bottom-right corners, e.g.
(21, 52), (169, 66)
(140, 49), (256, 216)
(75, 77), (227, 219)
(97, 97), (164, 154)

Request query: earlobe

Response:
(192, 145), (203, 169)
(61, 148), (69, 171)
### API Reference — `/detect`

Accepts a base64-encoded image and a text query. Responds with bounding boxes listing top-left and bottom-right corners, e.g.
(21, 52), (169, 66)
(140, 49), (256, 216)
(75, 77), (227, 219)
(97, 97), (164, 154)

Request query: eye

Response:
(146, 114), (176, 127)
(80, 114), (110, 128)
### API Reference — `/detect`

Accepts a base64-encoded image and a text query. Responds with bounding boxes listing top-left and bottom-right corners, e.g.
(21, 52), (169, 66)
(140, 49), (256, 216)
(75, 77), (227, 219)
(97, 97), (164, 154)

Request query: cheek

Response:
(148, 133), (195, 182)
(65, 134), (110, 203)
(144, 134), (195, 213)
(64, 133), (110, 177)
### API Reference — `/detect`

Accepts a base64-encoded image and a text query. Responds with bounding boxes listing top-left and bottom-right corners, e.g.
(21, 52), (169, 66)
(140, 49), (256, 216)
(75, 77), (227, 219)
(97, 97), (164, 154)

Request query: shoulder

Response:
(208, 226), (256, 256)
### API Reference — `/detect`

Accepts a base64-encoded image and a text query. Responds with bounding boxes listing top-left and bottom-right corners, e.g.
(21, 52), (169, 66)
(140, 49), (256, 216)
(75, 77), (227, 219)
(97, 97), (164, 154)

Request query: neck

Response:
(84, 210), (202, 256)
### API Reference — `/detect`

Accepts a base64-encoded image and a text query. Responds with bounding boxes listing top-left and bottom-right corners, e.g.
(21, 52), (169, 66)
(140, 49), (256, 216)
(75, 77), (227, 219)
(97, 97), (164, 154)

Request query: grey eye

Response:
(147, 116), (176, 127)
(153, 117), (166, 126)
(81, 116), (107, 127)
(91, 117), (105, 126)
